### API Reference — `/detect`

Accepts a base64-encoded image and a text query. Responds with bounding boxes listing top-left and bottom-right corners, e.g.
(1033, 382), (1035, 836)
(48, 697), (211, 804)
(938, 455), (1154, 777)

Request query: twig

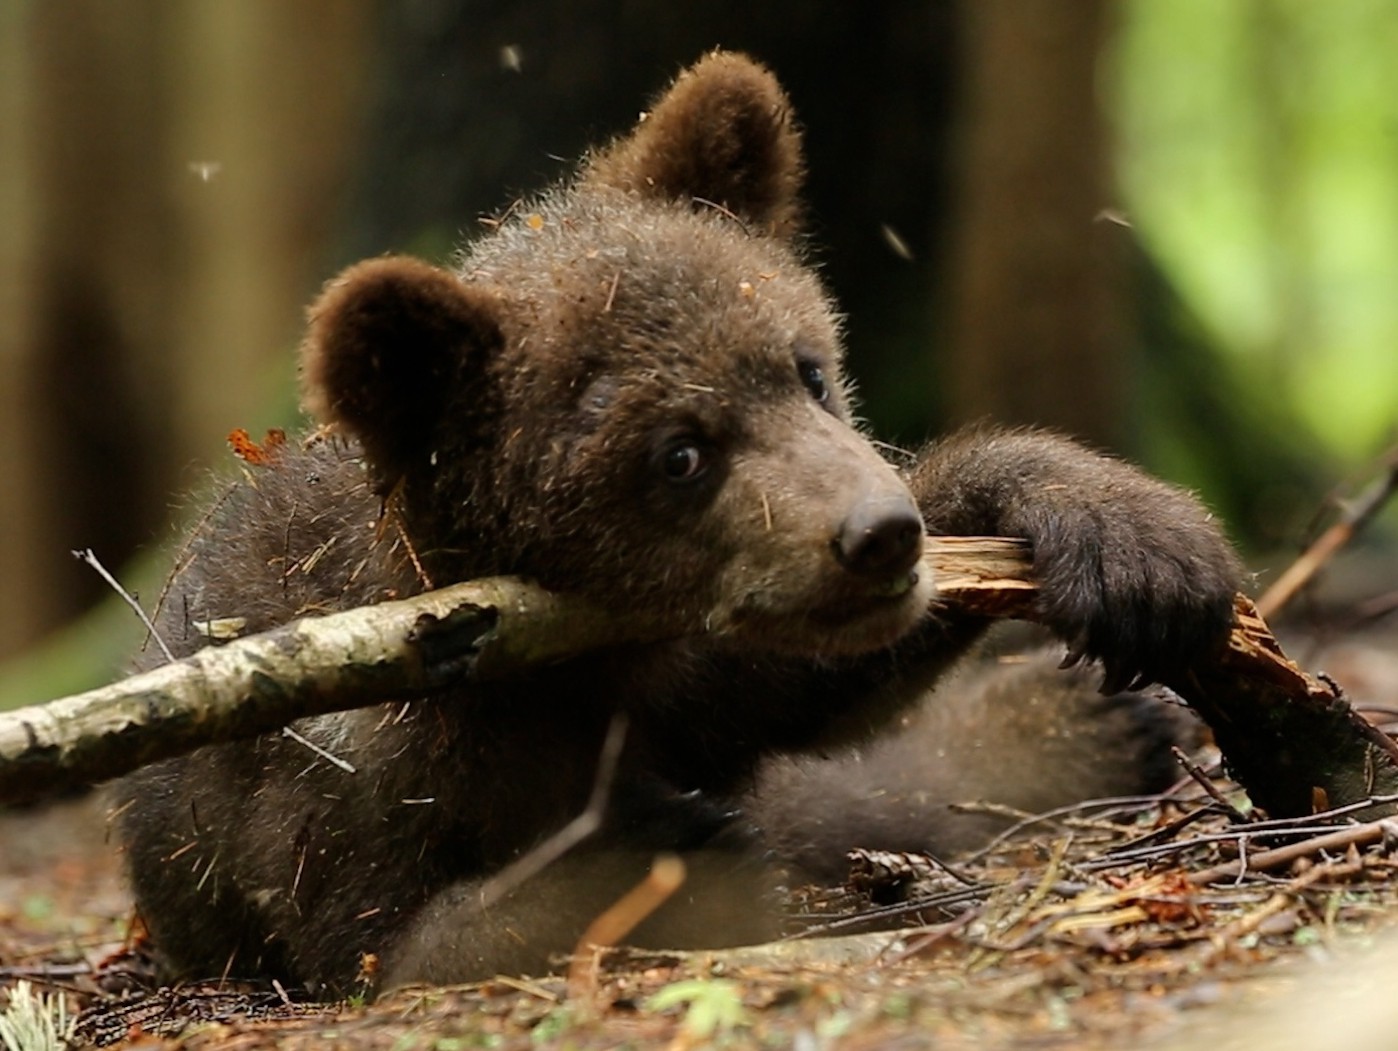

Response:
(281, 725), (356, 774)
(72, 548), (175, 663)
(566, 854), (686, 999)
(792, 883), (996, 939)
(995, 835), (1071, 939)
(1172, 746), (1248, 822)
(1226, 792), (1398, 832)
(382, 486), (434, 591)
(690, 196), (750, 235)
(477, 714), (629, 908)
(1342, 589), (1398, 632)
(1101, 794), (1398, 868)
(486, 975), (559, 1003)
(922, 852), (982, 888)
(1257, 447), (1398, 619)
(1106, 803), (1234, 856)
(1081, 817), (1398, 874)
(0, 963), (93, 980)
(476, 197), (523, 230)
(144, 481), (238, 656)
(1186, 818), (1398, 887)
(878, 908), (982, 967)
(1190, 856), (1365, 968)
(953, 794), (1179, 865)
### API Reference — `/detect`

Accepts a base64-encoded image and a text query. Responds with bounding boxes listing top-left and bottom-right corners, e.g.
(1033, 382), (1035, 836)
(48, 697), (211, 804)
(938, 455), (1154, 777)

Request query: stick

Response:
(477, 714), (629, 908)
(4, 537), (1396, 821)
(1186, 819), (1395, 887)
(72, 549), (175, 664)
(566, 855), (687, 999)
(1256, 449), (1398, 620)
(0, 577), (662, 803)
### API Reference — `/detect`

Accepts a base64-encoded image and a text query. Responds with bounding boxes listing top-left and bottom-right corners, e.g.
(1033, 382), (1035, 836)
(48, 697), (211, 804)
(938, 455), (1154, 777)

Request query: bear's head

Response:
(299, 52), (933, 656)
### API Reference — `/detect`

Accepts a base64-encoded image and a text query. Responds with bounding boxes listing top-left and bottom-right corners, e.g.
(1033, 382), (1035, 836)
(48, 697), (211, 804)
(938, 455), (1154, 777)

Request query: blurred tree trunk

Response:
(0, 7), (44, 660)
(18, 7), (174, 663)
(0, 2), (371, 662)
(943, 0), (1127, 451)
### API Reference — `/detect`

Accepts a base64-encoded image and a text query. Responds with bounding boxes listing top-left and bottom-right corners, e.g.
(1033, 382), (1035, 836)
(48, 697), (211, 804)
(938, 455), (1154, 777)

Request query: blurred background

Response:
(1, 0), (1395, 707)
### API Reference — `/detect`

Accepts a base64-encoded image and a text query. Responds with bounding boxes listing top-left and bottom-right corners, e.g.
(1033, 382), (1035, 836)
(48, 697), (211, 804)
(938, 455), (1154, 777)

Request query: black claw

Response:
(1059, 638), (1089, 670)
(1100, 665), (1134, 696)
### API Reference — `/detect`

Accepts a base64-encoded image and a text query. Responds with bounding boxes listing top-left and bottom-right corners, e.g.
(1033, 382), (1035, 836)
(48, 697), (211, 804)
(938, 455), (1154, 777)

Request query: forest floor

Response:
(3, 625), (1398, 1051)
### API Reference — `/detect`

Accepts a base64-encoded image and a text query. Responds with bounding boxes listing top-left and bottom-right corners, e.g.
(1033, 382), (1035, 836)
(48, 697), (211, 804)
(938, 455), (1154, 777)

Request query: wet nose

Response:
(834, 495), (924, 577)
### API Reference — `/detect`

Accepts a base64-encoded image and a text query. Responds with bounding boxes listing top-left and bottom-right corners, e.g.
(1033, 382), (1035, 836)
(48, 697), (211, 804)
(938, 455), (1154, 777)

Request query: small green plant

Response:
(645, 978), (748, 1041)
(0, 982), (69, 1051)
(529, 1005), (578, 1046)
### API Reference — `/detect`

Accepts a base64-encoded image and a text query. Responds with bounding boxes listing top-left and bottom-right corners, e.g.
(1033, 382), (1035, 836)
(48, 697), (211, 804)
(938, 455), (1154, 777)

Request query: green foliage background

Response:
(3, 4), (1396, 714)
(1115, 0), (1398, 463)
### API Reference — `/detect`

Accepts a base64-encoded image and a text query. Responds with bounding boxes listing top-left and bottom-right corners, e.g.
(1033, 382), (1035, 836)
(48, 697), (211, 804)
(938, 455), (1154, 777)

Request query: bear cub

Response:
(115, 52), (1240, 992)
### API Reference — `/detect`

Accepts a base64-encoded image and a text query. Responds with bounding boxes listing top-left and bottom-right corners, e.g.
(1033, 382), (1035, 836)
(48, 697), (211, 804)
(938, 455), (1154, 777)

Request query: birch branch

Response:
(0, 578), (646, 803)
(2, 536), (1394, 819)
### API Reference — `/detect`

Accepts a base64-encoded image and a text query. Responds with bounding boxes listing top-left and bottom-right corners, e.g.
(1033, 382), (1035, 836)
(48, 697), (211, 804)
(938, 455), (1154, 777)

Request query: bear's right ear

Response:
(300, 256), (503, 481)
(585, 51), (805, 239)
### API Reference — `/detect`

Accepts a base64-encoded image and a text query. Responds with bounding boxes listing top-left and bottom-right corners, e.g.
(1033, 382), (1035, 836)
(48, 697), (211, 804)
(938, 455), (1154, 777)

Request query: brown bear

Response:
(114, 52), (1240, 993)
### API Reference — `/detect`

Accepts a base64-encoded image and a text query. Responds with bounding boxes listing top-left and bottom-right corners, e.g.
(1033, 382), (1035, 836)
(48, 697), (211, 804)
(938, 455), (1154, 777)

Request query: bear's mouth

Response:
(713, 565), (935, 656)
(807, 569), (925, 628)
(868, 569), (919, 600)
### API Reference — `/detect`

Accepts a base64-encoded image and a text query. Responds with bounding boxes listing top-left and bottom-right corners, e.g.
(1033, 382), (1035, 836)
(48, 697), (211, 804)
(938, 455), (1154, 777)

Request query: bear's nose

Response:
(834, 496), (924, 577)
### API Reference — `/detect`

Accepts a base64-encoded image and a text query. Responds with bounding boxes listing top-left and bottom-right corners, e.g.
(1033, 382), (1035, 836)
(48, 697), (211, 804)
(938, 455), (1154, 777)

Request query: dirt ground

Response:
(3, 625), (1398, 1050)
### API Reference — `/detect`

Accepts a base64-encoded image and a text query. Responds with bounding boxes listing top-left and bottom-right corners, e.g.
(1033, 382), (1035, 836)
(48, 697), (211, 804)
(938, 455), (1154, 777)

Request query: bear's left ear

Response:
(585, 51), (805, 239)
(300, 256), (503, 482)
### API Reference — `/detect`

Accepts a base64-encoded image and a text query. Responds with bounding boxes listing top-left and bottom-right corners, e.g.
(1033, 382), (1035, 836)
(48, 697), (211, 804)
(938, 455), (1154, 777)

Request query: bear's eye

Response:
(660, 439), (708, 484)
(797, 359), (829, 405)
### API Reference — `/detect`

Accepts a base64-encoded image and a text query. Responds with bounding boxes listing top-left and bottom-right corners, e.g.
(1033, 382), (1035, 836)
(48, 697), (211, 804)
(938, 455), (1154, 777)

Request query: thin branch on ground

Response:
(1171, 745), (1248, 822)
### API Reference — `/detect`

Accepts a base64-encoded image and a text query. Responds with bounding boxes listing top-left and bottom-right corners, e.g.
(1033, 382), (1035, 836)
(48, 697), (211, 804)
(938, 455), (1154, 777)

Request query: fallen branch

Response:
(3, 537), (1396, 819)
(1186, 818), (1395, 887)
(929, 540), (1398, 820)
(0, 578), (654, 803)
(1171, 596), (1398, 818)
(949, 549), (1398, 820)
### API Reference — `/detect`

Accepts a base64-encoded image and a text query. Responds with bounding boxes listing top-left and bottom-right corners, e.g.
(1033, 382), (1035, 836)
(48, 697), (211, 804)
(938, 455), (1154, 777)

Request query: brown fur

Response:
(585, 50), (806, 239)
(748, 646), (1198, 884)
(114, 52), (1240, 994)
